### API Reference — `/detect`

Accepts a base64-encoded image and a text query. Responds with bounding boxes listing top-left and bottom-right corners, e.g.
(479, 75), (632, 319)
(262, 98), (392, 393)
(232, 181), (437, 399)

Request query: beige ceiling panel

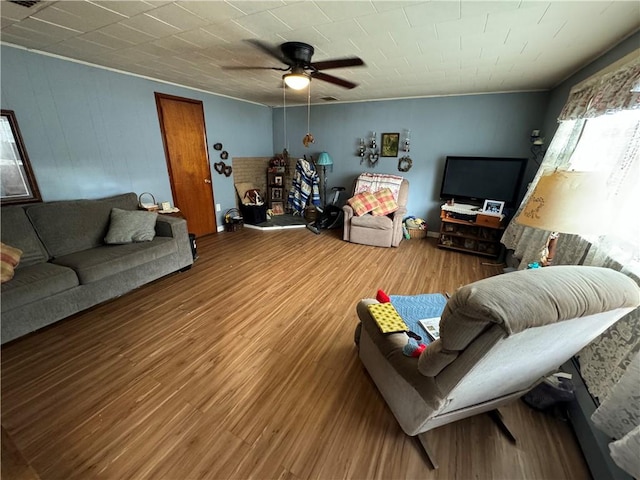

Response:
(42, 2), (126, 31)
(460, 1), (520, 19)
(200, 22), (254, 44)
(435, 15), (486, 39)
(0, 1), (53, 21)
(144, 3), (209, 31)
(390, 28), (439, 48)
(8, 17), (80, 41)
(485, 4), (548, 32)
(232, 10), (292, 37)
(227, 1), (286, 16)
(314, 19), (367, 41)
(78, 30), (136, 50)
(175, 28), (225, 48)
(0, 31), (50, 49)
(315, 1), (376, 21)
(404, 2), (461, 28)
(55, 36), (116, 55)
(97, 23), (157, 44)
(178, 2), (247, 23)
(92, 1), (159, 17)
(279, 28), (333, 48)
(355, 9), (411, 36)
(269, 2), (331, 30)
(119, 14), (180, 38)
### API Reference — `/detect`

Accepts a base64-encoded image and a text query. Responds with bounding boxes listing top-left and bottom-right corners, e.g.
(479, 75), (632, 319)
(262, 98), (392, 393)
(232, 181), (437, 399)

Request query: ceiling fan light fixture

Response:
(284, 72), (310, 90)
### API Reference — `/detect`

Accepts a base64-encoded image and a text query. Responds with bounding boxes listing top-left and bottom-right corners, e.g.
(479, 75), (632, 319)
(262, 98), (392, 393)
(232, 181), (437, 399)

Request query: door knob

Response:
(204, 179), (212, 184)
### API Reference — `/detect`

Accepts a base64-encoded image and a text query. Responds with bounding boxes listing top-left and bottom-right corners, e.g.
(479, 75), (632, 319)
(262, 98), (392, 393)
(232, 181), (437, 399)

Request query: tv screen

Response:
(439, 156), (527, 208)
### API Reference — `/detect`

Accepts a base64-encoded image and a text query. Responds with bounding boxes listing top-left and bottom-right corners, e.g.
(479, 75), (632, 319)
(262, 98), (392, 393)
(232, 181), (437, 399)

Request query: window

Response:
(566, 109), (640, 268)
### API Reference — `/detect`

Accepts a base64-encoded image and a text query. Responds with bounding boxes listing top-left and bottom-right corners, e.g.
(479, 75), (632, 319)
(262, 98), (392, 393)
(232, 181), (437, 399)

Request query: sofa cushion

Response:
(52, 237), (177, 284)
(371, 188), (399, 216)
(0, 242), (22, 283)
(25, 193), (138, 258)
(0, 206), (49, 266)
(351, 214), (393, 230)
(347, 191), (380, 216)
(104, 208), (158, 244)
(0, 262), (79, 312)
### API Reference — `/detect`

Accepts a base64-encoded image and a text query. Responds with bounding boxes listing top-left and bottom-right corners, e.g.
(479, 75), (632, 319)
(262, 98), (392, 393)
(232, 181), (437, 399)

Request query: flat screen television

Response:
(439, 156), (527, 208)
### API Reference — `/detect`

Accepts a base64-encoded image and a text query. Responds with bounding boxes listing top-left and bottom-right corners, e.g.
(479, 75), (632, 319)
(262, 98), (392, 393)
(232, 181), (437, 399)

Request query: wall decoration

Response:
(0, 110), (41, 205)
(274, 175), (283, 186)
(357, 132), (380, 168)
(214, 161), (233, 177)
(398, 156), (413, 172)
(213, 142), (223, 150)
(220, 150), (228, 160)
(403, 129), (411, 152)
(381, 133), (400, 157)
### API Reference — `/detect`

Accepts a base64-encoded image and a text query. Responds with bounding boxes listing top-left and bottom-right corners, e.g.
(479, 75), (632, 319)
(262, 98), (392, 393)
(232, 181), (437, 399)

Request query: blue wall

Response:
(273, 92), (548, 230)
(0, 45), (273, 226)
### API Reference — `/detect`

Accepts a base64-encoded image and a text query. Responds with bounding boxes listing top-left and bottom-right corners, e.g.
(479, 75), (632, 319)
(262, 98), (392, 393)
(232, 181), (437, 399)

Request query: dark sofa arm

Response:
(155, 216), (193, 269)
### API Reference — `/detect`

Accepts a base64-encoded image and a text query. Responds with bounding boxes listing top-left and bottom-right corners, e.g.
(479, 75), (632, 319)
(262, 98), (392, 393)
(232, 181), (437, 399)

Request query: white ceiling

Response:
(1, 1), (639, 107)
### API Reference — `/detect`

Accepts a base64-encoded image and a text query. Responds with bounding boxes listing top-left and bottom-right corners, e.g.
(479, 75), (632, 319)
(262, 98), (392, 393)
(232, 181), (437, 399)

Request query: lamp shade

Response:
(283, 73), (310, 90)
(316, 152), (333, 166)
(515, 169), (609, 235)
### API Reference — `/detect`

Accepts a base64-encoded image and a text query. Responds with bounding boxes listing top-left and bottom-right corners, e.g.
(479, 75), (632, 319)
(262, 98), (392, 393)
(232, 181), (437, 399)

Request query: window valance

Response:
(558, 55), (640, 121)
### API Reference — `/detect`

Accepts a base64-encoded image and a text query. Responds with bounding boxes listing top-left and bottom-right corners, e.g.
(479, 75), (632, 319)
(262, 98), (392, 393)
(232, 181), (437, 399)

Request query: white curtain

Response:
(501, 53), (640, 477)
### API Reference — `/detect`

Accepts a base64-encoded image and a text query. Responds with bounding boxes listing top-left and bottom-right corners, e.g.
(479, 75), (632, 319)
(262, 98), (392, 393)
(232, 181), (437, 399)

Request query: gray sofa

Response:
(1, 193), (193, 344)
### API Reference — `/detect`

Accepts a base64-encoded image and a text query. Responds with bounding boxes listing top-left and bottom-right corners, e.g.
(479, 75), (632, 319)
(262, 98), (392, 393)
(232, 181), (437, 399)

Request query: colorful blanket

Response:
(288, 159), (320, 215)
(354, 173), (404, 201)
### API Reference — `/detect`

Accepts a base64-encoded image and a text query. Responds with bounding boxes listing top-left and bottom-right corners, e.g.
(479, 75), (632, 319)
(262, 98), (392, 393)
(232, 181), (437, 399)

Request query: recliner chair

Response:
(354, 266), (640, 468)
(342, 174), (409, 248)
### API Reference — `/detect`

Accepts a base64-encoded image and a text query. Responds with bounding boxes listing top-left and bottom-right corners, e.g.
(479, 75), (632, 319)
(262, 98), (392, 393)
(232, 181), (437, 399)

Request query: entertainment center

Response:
(437, 155), (526, 258)
(438, 204), (505, 257)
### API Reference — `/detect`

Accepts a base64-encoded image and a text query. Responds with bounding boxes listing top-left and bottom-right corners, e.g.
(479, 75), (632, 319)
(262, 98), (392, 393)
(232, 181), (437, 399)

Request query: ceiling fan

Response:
(223, 40), (365, 90)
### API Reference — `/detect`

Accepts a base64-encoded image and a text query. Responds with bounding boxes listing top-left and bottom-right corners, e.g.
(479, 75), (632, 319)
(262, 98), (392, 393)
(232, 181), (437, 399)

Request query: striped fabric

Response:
(287, 159), (320, 215)
(354, 173), (404, 201)
(1, 242), (22, 283)
(371, 188), (399, 216)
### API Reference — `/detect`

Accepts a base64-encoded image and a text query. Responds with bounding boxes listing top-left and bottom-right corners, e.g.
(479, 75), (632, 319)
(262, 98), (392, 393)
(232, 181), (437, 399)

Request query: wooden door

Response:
(155, 93), (215, 237)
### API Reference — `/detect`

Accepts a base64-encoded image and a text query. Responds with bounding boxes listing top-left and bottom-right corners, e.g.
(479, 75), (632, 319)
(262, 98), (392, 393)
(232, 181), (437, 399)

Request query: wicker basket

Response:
(407, 227), (427, 239)
(138, 192), (159, 211)
(223, 208), (244, 232)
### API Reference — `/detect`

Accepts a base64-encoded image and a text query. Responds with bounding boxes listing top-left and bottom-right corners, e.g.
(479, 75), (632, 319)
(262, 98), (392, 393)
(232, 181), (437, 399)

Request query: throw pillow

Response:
(347, 191), (380, 216)
(104, 208), (158, 244)
(371, 188), (399, 216)
(1, 242), (23, 283)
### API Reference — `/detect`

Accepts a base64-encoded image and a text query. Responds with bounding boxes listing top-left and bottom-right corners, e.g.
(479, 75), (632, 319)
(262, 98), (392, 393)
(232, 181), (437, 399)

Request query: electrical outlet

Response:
(215, 203), (221, 212)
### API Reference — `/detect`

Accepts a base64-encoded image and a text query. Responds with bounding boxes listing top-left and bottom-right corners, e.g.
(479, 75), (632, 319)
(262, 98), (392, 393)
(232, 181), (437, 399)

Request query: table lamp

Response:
(316, 152), (333, 207)
(515, 169), (608, 266)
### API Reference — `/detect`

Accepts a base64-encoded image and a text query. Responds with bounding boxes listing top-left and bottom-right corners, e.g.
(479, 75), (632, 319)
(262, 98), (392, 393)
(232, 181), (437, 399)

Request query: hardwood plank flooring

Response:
(2, 228), (591, 479)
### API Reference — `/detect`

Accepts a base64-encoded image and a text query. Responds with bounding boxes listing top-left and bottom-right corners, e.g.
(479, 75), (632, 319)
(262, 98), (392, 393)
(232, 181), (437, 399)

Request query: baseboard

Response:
(563, 359), (632, 480)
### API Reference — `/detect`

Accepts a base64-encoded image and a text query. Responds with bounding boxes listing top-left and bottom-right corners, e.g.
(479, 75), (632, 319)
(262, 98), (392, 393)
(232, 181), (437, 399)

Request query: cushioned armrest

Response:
(342, 205), (354, 241)
(155, 216), (193, 268)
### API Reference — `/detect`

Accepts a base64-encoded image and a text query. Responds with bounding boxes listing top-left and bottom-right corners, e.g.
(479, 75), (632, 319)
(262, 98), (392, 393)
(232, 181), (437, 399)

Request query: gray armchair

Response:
(354, 266), (640, 468)
(342, 176), (409, 247)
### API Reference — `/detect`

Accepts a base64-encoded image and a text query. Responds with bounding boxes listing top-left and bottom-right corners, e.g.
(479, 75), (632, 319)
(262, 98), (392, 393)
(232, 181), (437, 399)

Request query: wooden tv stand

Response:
(437, 207), (505, 257)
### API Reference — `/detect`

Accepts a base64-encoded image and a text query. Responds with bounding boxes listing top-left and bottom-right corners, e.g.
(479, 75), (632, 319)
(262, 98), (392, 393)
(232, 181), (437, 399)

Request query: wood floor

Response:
(1, 228), (591, 480)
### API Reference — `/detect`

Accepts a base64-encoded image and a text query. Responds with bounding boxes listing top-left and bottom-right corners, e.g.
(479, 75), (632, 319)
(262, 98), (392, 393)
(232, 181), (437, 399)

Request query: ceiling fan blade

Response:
(245, 39), (287, 64)
(311, 57), (364, 70)
(313, 71), (358, 89)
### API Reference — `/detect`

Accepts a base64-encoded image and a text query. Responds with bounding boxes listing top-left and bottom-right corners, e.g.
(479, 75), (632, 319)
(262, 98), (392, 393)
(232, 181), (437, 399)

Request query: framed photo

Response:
(274, 175), (283, 186)
(381, 133), (400, 157)
(1, 110), (41, 205)
(271, 201), (284, 215)
(271, 187), (283, 200)
(482, 199), (505, 215)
